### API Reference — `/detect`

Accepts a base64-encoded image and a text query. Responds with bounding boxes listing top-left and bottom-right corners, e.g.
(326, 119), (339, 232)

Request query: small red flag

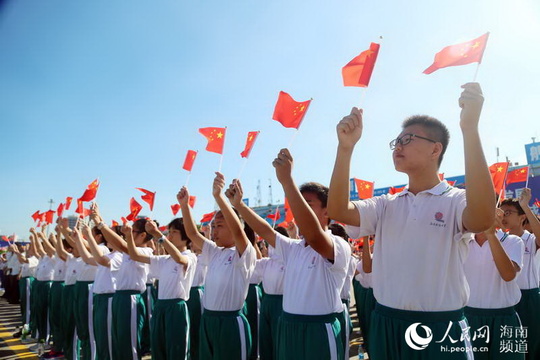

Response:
(158, 226), (168, 232)
(447, 180), (457, 187)
(189, 196), (196, 209)
(75, 199), (84, 215)
(354, 178), (375, 199)
(31, 211), (41, 222)
(182, 150), (197, 172)
(534, 198), (540, 208)
(200, 211), (216, 223)
(121, 217), (128, 224)
(489, 162), (509, 195)
(199, 127), (226, 154)
(136, 188), (156, 211)
(65, 197), (73, 210)
(57, 203), (65, 218)
(284, 197), (294, 223)
(240, 131), (260, 158)
(423, 33), (490, 74)
(272, 91), (311, 129)
(171, 204), (180, 216)
(45, 210), (55, 224)
(267, 207), (281, 221)
(389, 186), (405, 195)
(505, 166), (529, 185)
(111, 220), (119, 227)
(1, 235), (8, 242)
(342, 42), (380, 87)
(126, 197), (143, 221)
(79, 179), (100, 202)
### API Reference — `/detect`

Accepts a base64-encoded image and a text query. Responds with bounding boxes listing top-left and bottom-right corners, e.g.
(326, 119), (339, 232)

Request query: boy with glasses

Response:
(328, 83), (495, 359)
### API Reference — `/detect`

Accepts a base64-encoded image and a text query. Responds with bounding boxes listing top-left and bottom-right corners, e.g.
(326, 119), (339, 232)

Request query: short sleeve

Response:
(345, 197), (383, 239)
(234, 243), (256, 274)
(274, 233), (296, 264)
(453, 189), (468, 235)
(149, 255), (167, 276)
(199, 239), (218, 266)
(328, 235), (351, 272)
(109, 253), (123, 272)
(504, 235), (525, 270)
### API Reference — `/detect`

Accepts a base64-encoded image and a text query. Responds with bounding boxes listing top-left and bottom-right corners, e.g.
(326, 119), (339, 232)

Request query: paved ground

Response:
(0, 293), (366, 359)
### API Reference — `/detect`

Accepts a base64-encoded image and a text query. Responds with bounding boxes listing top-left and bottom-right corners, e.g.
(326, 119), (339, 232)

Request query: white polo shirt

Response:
(149, 250), (197, 300)
(355, 259), (372, 289)
(515, 230), (539, 290)
(7, 252), (21, 275)
(20, 256), (39, 278)
(52, 256), (67, 281)
(93, 251), (123, 294)
(464, 232), (524, 308)
(65, 256), (81, 286)
(111, 249), (153, 293)
(341, 256), (359, 300)
(346, 181), (472, 311)
(275, 231), (351, 315)
(191, 254), (207, 287)
(258, 247), (286, 295)
(35, 255), (56, 281)
(199, 239), (256, 311)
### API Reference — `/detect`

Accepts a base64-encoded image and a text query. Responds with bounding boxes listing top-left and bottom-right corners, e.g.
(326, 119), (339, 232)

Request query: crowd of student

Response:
(1, 82), (539, 360)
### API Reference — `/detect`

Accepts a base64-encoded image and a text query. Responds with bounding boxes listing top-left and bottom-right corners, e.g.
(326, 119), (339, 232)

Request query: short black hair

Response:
(329, 223), (349, 241)
(500, 199), (525, 215)
(168, 218), (190, 246)
(299, 182), (329, 208)
(133, 218), (153, 242)
(402, 115), (450, 167)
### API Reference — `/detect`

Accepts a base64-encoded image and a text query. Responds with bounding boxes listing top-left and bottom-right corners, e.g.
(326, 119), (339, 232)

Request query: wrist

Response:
(157, 236), (166, 244)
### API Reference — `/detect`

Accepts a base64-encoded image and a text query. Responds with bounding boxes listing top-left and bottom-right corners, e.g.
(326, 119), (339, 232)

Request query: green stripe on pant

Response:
(112, 290), (146, 360)
(151, 298), (190, 360)
(200, 309), (252, 360)
(49, 281), (65, 352)
(93, 293), (114, 360)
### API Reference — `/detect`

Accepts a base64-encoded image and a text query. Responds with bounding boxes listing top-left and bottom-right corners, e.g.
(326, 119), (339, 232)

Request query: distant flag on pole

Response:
(505, 166), (529, 185)
(272, 91), (311, 129)
(78, 179), (100, 202)
(240, 131), (260, 158)
(342, 42), (380, 87)
(200, 211), (216, 224)
(45, 210), (55, 224)
(199, 127), (226, 154)
(57, 203), (65, 218)
(354, 178), (375, 199)
(31, 211), (41, 222)
(65, 197), (73, 210)
(136, 188), (156, 211)
(182, 150), (197, 172)
(171, 204), (180, 216)
(423, 32), (490, 74)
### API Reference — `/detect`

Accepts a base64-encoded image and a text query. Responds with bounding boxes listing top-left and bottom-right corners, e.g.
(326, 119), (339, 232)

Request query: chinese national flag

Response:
(200, 211), (216, 223)
(182, 150), (197, 172)
(284, 197), (294, 223)
(65, 197), (73, 210)
(199, 127), (226, 154)
(111, 220), (119, 227)
(267, 207), (281, 221)
(79, 179), (100, 202)
(240, 131), (260, 158)
(188, 196), (196, 209)
(171, 204), (180, 216)
(354, 178), (374, 199)
(45, 210), (55, 224)
(505, 166), (529, 185)
(57, 203), (65, 218)
(272, 91), (311, 129)
(342, 42), (380, 87)
(136, 188), (156, 211)
(31, 211), (41, 222)
(389, 186), (405, 195)
(121, 217), (128, 224)
(126, 198), (143, 221)
(489, 162), (509, 195)
(75, 199), (84, 215)
(423, 32), (490, 74)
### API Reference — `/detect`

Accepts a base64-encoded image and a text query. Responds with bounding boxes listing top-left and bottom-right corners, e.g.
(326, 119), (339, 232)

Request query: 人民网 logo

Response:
(405, 322), (433, 350)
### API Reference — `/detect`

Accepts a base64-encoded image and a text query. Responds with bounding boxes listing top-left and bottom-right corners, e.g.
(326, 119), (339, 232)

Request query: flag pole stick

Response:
(271, 205), (279, 228)
(287, 129), (299, 150)
(525, 165), (530, 189)
(237, 158), (248, 181)
(472, 63), (481, 82)
(185, 172), (192, 187)
(496, 188), (504, 207)
(218, 154), (224, 173)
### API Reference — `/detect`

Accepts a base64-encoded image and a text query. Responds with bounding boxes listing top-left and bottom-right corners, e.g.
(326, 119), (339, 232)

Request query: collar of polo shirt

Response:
(396, 180), (452, 197)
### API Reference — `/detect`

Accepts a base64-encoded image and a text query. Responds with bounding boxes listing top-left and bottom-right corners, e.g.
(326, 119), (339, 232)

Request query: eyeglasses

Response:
(502, 210), (520, 217)
(389, 133), (438, 150)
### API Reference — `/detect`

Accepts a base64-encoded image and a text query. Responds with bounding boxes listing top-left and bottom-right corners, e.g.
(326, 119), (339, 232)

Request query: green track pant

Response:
(112, 290), (146, 360)
(93, 293), (114, 360)
(200, 309), (252, 360)
(151, 298), (190, 360)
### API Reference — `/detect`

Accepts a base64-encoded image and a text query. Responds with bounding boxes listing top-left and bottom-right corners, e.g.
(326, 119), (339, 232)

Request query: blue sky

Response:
(1, 0), (539, 238)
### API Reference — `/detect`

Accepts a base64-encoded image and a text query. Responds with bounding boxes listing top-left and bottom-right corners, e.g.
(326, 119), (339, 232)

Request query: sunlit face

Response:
(167, 228), (183, 247)
(210, 213), (234, 248)
(301, 192), (328, 228)
(499, 205), (525, 231)
(132, 229), (148, 246)
(392, 125), (440, 173)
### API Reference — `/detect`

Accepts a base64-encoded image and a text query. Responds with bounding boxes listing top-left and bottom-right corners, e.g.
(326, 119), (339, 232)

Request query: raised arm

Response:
(73, 224), (97, 266)
(486, 210), (520, 281)
(225, 179), (277, 247)
(123, 223), (150, 264)
(178, 187), (209, 251)
(327, 107), (363, 226)
(362, 236), (373, 273)
(519, 188), (540, 248)
(30, 228), (45, 258)
(273, 149), (335, 260)
(145, 220), (191, 268)
(54, 224), (69, 261)
(459, 83), (496, 232)
(42, 232), (56, 257)
(213, 172), (251, 256)
(81, 218), (111, 267)
(90, 203), (128, 254)
(10, 244), (28, 264)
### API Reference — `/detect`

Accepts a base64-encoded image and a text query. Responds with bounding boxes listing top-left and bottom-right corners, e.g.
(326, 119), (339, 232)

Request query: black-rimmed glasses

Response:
(389, 133), (438, 150)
